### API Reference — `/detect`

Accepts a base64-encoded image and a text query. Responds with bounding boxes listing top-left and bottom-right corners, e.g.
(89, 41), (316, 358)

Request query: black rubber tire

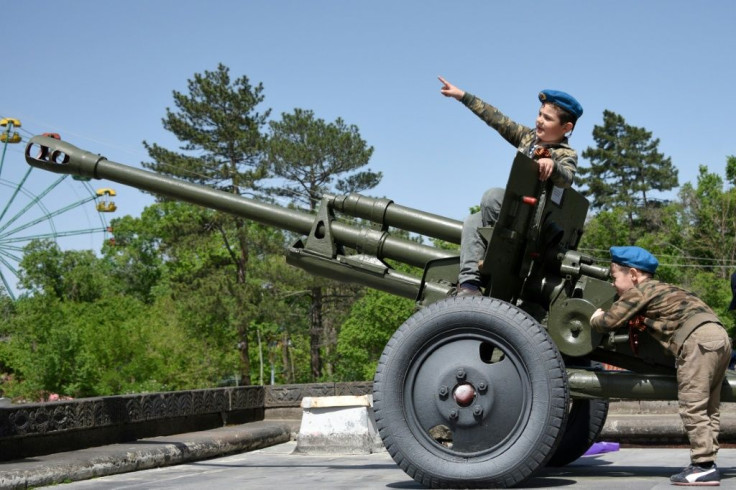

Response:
(373, 296), (569, 489)
(546, 359), (609, 467)
(546, 397), (609, 467)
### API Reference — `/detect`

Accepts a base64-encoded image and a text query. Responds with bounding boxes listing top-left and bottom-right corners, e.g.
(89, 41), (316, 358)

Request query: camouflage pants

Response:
(676, 322), (731, 464)
(458, 187), (504, 286)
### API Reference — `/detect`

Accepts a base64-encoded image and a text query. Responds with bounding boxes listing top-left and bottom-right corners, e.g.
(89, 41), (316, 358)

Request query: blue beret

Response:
(610, 246), (659, 274)
(539, 90), (583, 120)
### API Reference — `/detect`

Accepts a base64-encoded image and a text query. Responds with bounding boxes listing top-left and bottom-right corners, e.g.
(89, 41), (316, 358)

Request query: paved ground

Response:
(5, 411), (736, 489)
(42, 442), (736, 489)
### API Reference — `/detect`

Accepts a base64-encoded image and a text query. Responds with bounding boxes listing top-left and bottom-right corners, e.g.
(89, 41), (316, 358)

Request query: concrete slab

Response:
(44, 441), (736, 489)
(4, 409), (736, 489)
(295, 395), (382, 455)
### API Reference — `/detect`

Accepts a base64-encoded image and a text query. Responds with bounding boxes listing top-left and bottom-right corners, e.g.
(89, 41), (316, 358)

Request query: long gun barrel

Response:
(25, 136), (461, 301)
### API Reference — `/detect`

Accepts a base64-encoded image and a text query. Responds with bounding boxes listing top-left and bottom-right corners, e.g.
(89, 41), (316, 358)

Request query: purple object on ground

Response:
(583, 441), (620, 456)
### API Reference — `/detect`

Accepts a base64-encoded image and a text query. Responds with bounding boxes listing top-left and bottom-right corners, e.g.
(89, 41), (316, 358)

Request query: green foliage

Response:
(1, 291), (247, 400)
(580, 110), (678, 210)
(582, 156), (736, 332)
(266, 108), (378, 209)
(145, 207), (288, 385)
(430, 237), (460, 252)
(264, 105), (380, 380)
(676, 163), (736, 331)
(101, 212), (163, 303)
(689, 271), (734, 333)
(335, 289), (414, 381)
(145, 295), (241, 390)
(726, 155), (736, 186)
(579, 208), (631, 253)
(140, 64), (276, 385)
(578, 112), (735, 331)
(578, 110), (678, 241)
(18, 240), (113, 302)
(3, 294), (154, 399)
(142, 63), (270, 192)
(679, 166), (736, 267)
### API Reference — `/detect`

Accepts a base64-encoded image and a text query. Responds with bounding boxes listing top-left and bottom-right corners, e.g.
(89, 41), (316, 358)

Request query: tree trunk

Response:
(323, 312), (336, 378)
(282, 330), (293, 383)
(234, 219), (251, 385)
(238, 322), (252, 386)
(310, 286), (323, 380)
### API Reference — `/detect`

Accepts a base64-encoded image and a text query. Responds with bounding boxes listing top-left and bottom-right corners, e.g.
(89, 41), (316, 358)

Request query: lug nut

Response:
(477, 382), (487, 392)
(449, 409), (459, 420)
(438, 385), (449, 397)
(456, 368), (466, 380)
(473, 405), (483, 416)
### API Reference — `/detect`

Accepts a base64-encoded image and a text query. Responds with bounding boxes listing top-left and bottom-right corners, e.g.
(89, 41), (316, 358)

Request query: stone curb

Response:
(0, 420), (299, 490)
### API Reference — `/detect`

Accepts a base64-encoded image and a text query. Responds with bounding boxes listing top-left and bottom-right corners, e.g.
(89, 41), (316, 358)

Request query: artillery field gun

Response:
(25, 135), (736, 488)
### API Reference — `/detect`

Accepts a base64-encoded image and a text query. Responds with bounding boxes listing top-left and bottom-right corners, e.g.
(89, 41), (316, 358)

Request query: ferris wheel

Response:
(0, 118), (117, 300)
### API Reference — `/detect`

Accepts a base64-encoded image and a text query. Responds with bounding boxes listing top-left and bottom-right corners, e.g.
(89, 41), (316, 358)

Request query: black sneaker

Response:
(670, 463), (720, 486)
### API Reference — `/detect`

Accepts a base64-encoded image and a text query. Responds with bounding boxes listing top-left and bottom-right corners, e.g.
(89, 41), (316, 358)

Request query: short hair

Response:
(543, 102), (577, 128)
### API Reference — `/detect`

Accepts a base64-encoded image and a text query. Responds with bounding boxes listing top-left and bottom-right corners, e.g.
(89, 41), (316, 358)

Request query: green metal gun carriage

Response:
(25, 135), (736, 488)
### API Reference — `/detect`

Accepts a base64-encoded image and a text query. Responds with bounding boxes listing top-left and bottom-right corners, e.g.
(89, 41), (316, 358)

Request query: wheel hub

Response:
(453, 383), (476, 406)
(432, 363), (496, 429)
(411, 335), (536, 455)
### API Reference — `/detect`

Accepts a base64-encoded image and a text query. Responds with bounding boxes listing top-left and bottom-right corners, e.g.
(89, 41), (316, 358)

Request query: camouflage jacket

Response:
(589, 279), (722, 354)
(461, 92), (577, 188)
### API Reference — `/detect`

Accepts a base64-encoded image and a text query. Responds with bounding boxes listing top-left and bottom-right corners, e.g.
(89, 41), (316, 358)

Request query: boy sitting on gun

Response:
(438, 76), (582, 296)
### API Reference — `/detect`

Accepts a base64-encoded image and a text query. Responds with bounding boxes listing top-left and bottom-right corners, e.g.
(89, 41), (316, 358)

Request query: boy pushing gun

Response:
(590, 246), (731, 486)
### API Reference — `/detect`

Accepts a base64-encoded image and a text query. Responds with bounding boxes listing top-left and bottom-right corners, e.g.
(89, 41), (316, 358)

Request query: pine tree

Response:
(141, 64), (271, 385)
(578, 110), (678, 239)
(265, 108), (378, 380)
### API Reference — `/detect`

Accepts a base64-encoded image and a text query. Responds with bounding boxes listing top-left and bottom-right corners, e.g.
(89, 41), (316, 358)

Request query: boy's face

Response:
(536, 103), (573, 143)
(610, 264), (636, 295)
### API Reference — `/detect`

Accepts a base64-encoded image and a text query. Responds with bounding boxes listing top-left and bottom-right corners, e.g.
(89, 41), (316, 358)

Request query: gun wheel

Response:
(545, 397), (609, 467)
(373, 296), (569, 489)
(547, 359), (609, 467)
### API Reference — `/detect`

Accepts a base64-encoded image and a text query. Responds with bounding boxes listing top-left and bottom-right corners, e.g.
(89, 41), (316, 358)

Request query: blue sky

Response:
(1, 1), (735, 294)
